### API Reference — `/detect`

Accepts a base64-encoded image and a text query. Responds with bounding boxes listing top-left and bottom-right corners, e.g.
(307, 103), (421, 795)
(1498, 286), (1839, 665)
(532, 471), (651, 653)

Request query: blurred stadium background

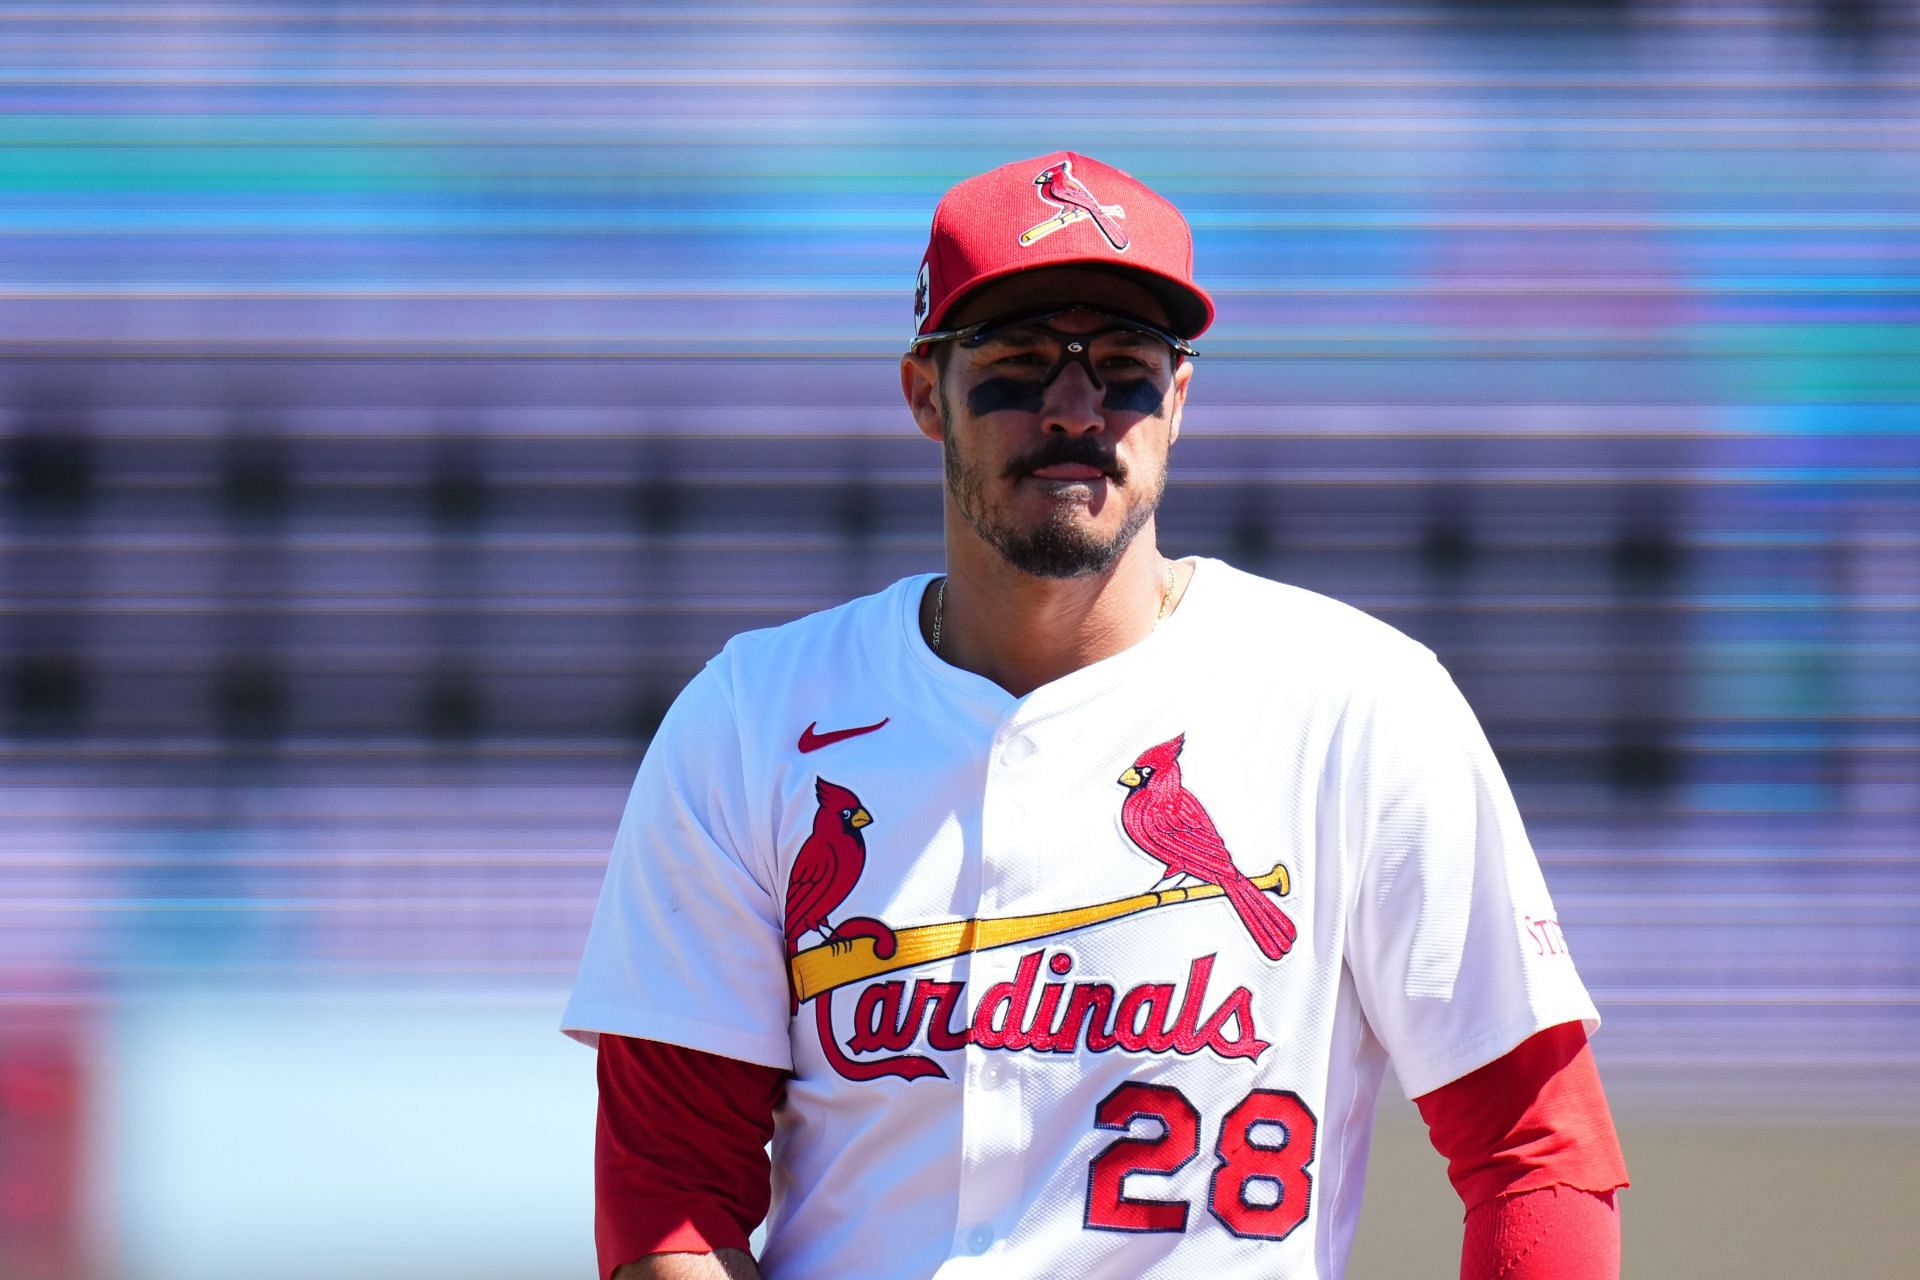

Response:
(2, 1), (1917, 1276)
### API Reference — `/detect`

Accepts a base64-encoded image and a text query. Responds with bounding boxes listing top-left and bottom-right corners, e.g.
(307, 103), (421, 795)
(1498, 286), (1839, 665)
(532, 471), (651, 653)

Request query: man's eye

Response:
(994, 353), (1044, 366)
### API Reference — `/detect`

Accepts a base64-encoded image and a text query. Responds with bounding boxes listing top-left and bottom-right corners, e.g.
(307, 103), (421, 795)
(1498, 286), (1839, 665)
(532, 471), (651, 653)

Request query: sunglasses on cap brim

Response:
(908, 304), (1200, 359)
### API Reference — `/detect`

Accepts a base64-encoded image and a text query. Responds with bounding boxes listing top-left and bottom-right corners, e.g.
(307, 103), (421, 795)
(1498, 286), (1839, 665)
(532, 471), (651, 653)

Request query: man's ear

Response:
(901, 352), (946, 444)
(1165, 357), (1194, 450)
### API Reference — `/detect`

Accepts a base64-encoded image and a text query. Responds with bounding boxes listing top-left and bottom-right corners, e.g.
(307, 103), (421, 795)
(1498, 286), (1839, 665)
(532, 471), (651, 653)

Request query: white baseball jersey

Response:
(563, 556), (1599, 1279)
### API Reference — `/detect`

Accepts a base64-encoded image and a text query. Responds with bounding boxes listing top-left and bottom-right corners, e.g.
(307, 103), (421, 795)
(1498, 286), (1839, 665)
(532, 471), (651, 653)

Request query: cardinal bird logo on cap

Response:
(1021, 159), (1129, 252)
(1118, 734), (1298, 960)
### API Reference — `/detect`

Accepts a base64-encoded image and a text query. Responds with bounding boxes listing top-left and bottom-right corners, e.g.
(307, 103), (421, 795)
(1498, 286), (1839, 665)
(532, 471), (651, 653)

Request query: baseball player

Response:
(564, 151), (1628, 1280)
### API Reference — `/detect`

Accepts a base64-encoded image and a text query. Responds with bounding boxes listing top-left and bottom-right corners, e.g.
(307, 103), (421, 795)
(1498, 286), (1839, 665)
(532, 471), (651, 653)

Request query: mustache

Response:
(1002, 435), (1128, 484)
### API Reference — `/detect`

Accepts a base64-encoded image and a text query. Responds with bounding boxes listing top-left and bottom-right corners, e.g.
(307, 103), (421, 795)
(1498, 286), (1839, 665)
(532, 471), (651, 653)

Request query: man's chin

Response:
(947, 456), (1160, 579)
(987, 521), (1136, 579)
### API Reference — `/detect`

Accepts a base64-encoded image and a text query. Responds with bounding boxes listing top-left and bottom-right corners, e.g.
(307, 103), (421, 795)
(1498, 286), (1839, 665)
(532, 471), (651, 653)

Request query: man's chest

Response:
(764, 693), (1351, 1084)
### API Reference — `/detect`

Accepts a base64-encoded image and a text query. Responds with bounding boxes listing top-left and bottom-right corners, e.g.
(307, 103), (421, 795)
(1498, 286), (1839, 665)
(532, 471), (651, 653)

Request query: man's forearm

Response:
(613, 1248), (762, 1280)
(1461, 1185), (1619, 1279)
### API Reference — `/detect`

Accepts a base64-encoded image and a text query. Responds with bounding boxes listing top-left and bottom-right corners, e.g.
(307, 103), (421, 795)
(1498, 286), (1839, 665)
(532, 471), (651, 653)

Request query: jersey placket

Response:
(946, 706), (1050, 1266)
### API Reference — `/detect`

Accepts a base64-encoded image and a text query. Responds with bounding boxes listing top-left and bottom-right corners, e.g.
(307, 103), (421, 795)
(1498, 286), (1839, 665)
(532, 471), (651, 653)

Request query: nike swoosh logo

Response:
(798, 717), (890, 753)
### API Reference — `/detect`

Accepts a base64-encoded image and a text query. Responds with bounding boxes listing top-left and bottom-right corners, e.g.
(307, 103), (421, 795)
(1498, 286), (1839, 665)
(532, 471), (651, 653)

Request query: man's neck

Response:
(926, 531), (1185, 698)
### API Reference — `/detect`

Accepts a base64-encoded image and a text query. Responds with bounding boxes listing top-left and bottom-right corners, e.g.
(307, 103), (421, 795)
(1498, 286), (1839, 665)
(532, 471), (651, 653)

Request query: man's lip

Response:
(1026, 463), (1107, 480)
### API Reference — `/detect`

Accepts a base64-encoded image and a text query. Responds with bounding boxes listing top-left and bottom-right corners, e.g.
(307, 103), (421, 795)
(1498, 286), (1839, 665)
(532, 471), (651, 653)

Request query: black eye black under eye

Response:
(965, 375), (1167, 416)
(1102, 379), (1166, 414)
(967, 377), (1046, 415)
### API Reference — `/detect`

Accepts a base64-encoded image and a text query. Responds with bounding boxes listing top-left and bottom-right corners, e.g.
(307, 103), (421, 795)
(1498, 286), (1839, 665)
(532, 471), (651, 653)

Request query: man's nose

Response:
(1041, 358), (1106, 434)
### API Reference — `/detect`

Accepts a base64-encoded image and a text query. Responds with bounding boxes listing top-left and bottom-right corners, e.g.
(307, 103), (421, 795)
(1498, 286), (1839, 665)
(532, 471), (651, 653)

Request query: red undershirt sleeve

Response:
(595, 1034), (785, 1280)
(1461, 1184), (1621, 1279)
(1413, 1021), (1631, 1280)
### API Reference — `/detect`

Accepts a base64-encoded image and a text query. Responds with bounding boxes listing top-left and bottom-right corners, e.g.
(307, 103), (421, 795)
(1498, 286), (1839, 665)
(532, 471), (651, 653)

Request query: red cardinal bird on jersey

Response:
(785, 779), (872, 955)
(1118, 735), (1297, 960)
(1033, 160), (1130, 251)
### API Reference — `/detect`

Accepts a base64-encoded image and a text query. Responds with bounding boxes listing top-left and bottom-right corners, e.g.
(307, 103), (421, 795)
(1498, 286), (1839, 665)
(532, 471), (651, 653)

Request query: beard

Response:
(940, 395), (1166, 580)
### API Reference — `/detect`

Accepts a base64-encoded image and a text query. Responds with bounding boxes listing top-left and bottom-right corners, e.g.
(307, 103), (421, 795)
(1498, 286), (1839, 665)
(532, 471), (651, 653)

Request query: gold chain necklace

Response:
(931, 561), (1178, 653)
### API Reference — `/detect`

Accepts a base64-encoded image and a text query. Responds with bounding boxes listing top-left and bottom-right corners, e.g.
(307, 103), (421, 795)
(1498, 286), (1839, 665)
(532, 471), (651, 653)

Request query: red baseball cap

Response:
(911, 151), (1215, 344)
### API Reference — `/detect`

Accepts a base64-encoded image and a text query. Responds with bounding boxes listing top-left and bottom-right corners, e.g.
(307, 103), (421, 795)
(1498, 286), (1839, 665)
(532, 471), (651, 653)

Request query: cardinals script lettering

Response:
(825, 949), (1269, 1077)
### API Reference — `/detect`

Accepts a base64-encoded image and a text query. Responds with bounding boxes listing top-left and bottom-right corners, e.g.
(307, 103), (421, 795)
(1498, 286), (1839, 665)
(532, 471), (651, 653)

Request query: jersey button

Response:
(998, 736), (1035, 765)
(982, 1062), (1004, 1088)
(966, 1226), (993, 1254)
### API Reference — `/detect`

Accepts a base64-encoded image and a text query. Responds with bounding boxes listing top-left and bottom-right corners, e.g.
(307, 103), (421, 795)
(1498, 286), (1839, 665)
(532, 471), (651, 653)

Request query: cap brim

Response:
(927, 259), (1214, 342)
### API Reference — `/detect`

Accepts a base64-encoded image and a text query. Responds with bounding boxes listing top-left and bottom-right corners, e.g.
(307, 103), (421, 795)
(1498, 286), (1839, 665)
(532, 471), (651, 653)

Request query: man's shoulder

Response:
(709, 573), (926, 683)
(1193, 557), (1438, 674)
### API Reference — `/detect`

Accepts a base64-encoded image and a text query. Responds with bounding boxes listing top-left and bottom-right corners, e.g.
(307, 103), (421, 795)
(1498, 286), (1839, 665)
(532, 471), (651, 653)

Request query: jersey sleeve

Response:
(1342, 653), (1599, 1099)
(561, 657), (794, 1070)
